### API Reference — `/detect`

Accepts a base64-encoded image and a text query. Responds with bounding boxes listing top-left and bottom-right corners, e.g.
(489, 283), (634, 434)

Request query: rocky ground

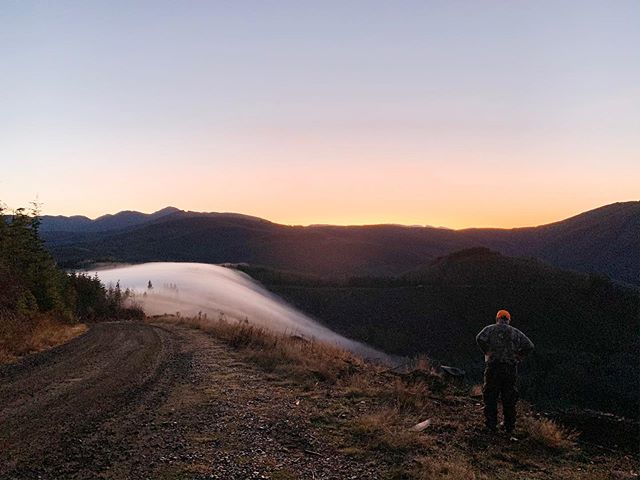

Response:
(0, 322), (385, 479)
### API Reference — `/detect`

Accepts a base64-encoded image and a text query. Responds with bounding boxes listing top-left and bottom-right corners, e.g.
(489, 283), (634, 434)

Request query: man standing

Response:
(476, 309), (534, 434)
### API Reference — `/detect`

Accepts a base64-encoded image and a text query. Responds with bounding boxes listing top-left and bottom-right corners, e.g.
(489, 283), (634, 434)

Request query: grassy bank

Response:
(0, 309), (87, 363)
(150, 314), (634, 480)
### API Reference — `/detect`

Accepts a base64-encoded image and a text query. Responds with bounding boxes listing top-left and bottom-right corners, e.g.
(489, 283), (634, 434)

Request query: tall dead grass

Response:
(0, 308), (87, 363)
(410, 456), (487, 480)
(153, 313), (451, 467)
(351, 406), (431, 453)
(523, 416), (579, 451)
(151, 315), (365, 383)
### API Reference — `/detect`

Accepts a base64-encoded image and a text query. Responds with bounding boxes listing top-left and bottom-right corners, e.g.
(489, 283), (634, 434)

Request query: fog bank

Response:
(89, 262), (389, 362)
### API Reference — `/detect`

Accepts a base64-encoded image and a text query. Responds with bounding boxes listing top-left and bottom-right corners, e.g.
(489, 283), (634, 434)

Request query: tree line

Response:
(0, 203), (142, 322)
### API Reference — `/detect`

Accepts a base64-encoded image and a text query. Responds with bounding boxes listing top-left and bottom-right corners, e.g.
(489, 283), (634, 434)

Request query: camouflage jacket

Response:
(476, 323), (534, 365)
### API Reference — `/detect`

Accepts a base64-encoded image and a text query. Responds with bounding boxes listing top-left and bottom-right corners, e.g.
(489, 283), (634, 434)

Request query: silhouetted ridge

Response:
(408, 247), (579, 287)
(41, 202), (640, 285)
(40, 206), (186, 233)
(433, 246), (499, 262)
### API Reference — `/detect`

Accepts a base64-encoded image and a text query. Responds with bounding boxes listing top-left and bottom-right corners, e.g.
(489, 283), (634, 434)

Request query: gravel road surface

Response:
(0, 322), (379, 479)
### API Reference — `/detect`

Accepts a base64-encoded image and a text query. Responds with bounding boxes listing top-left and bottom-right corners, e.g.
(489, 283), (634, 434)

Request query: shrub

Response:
(351, 407), (431, 453)
(523, 417), (579, 451)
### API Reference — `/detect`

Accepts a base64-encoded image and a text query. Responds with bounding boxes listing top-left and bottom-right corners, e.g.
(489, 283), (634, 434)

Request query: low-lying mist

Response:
(89, 262), (390, 362)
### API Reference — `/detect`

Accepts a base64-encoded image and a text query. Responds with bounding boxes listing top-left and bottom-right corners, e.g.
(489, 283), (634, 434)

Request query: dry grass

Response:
(469, 383), (483, 398)
(337, 371), (384, 397)
(152, 314), (442, 461)
(410, 456), (487, 480)
(406, 354), (439, 375)
(351, 406), (431, 453)
(0, 309), (87, 363)
(335, 355), (440, 411)
(146, 314), (639, 480)
(151, 315), (365, 383)
(523, 416), (579, 452)
(25, 318), (87, 352)
(385, 377), (431, 412)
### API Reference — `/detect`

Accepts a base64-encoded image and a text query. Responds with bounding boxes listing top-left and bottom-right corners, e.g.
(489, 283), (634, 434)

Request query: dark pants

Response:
(483, 362), (518, 432)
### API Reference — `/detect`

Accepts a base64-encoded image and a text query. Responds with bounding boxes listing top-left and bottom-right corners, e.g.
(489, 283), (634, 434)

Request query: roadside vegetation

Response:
(0, 203), (142, 362)
(152, 314), (633, 480)
(153, 314), (364, 385)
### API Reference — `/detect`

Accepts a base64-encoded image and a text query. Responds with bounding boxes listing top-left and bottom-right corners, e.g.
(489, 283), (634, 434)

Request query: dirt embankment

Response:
(0, 312), (87, 363)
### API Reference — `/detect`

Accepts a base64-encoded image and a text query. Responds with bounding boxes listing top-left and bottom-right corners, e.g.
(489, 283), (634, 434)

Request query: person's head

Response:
(496, 309), (511, 324)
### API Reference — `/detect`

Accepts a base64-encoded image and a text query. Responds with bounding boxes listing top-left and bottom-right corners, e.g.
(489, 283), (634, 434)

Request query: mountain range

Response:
(40, 201), (640, 286)
(36, 202), (640, 416)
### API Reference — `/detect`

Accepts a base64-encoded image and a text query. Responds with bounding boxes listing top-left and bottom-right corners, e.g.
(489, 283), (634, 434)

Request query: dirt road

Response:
(0, 322), (377, 479)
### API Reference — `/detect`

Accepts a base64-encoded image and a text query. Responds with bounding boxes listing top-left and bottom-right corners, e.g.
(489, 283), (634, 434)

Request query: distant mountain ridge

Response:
(40, 206), (183, 232)
(41, 201), (640, 285)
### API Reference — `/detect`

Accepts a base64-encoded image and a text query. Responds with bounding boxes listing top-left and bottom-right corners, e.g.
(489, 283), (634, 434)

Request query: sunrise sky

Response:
(1, 1), (638, 228)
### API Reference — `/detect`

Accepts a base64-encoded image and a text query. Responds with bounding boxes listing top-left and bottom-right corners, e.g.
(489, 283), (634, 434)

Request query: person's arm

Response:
(515, 329), (534, 359)
(476, 326), (491, 354)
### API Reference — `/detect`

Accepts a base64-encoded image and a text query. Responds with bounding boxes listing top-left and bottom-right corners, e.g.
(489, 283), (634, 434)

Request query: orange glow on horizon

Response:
(3, 135), (638, 230)
(7, 197), (636, 231)
(2, 1), (638, 233)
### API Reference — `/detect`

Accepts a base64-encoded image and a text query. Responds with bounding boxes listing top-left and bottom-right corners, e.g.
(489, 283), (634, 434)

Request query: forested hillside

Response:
(0, 204), (141, 361)
(235, 248), (640, 418)
(42, 201), (640, 285)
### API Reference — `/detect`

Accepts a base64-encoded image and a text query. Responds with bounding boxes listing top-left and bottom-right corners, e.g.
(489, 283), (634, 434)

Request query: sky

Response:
(1, 1), (638, 228)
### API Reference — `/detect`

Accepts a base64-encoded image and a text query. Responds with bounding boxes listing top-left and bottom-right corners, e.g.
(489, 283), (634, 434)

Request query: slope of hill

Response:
(466, 202), (640, 286)
(2, 319), (637, 479)
(42, 201), (640, 285)
(235, 248), (640, 418)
